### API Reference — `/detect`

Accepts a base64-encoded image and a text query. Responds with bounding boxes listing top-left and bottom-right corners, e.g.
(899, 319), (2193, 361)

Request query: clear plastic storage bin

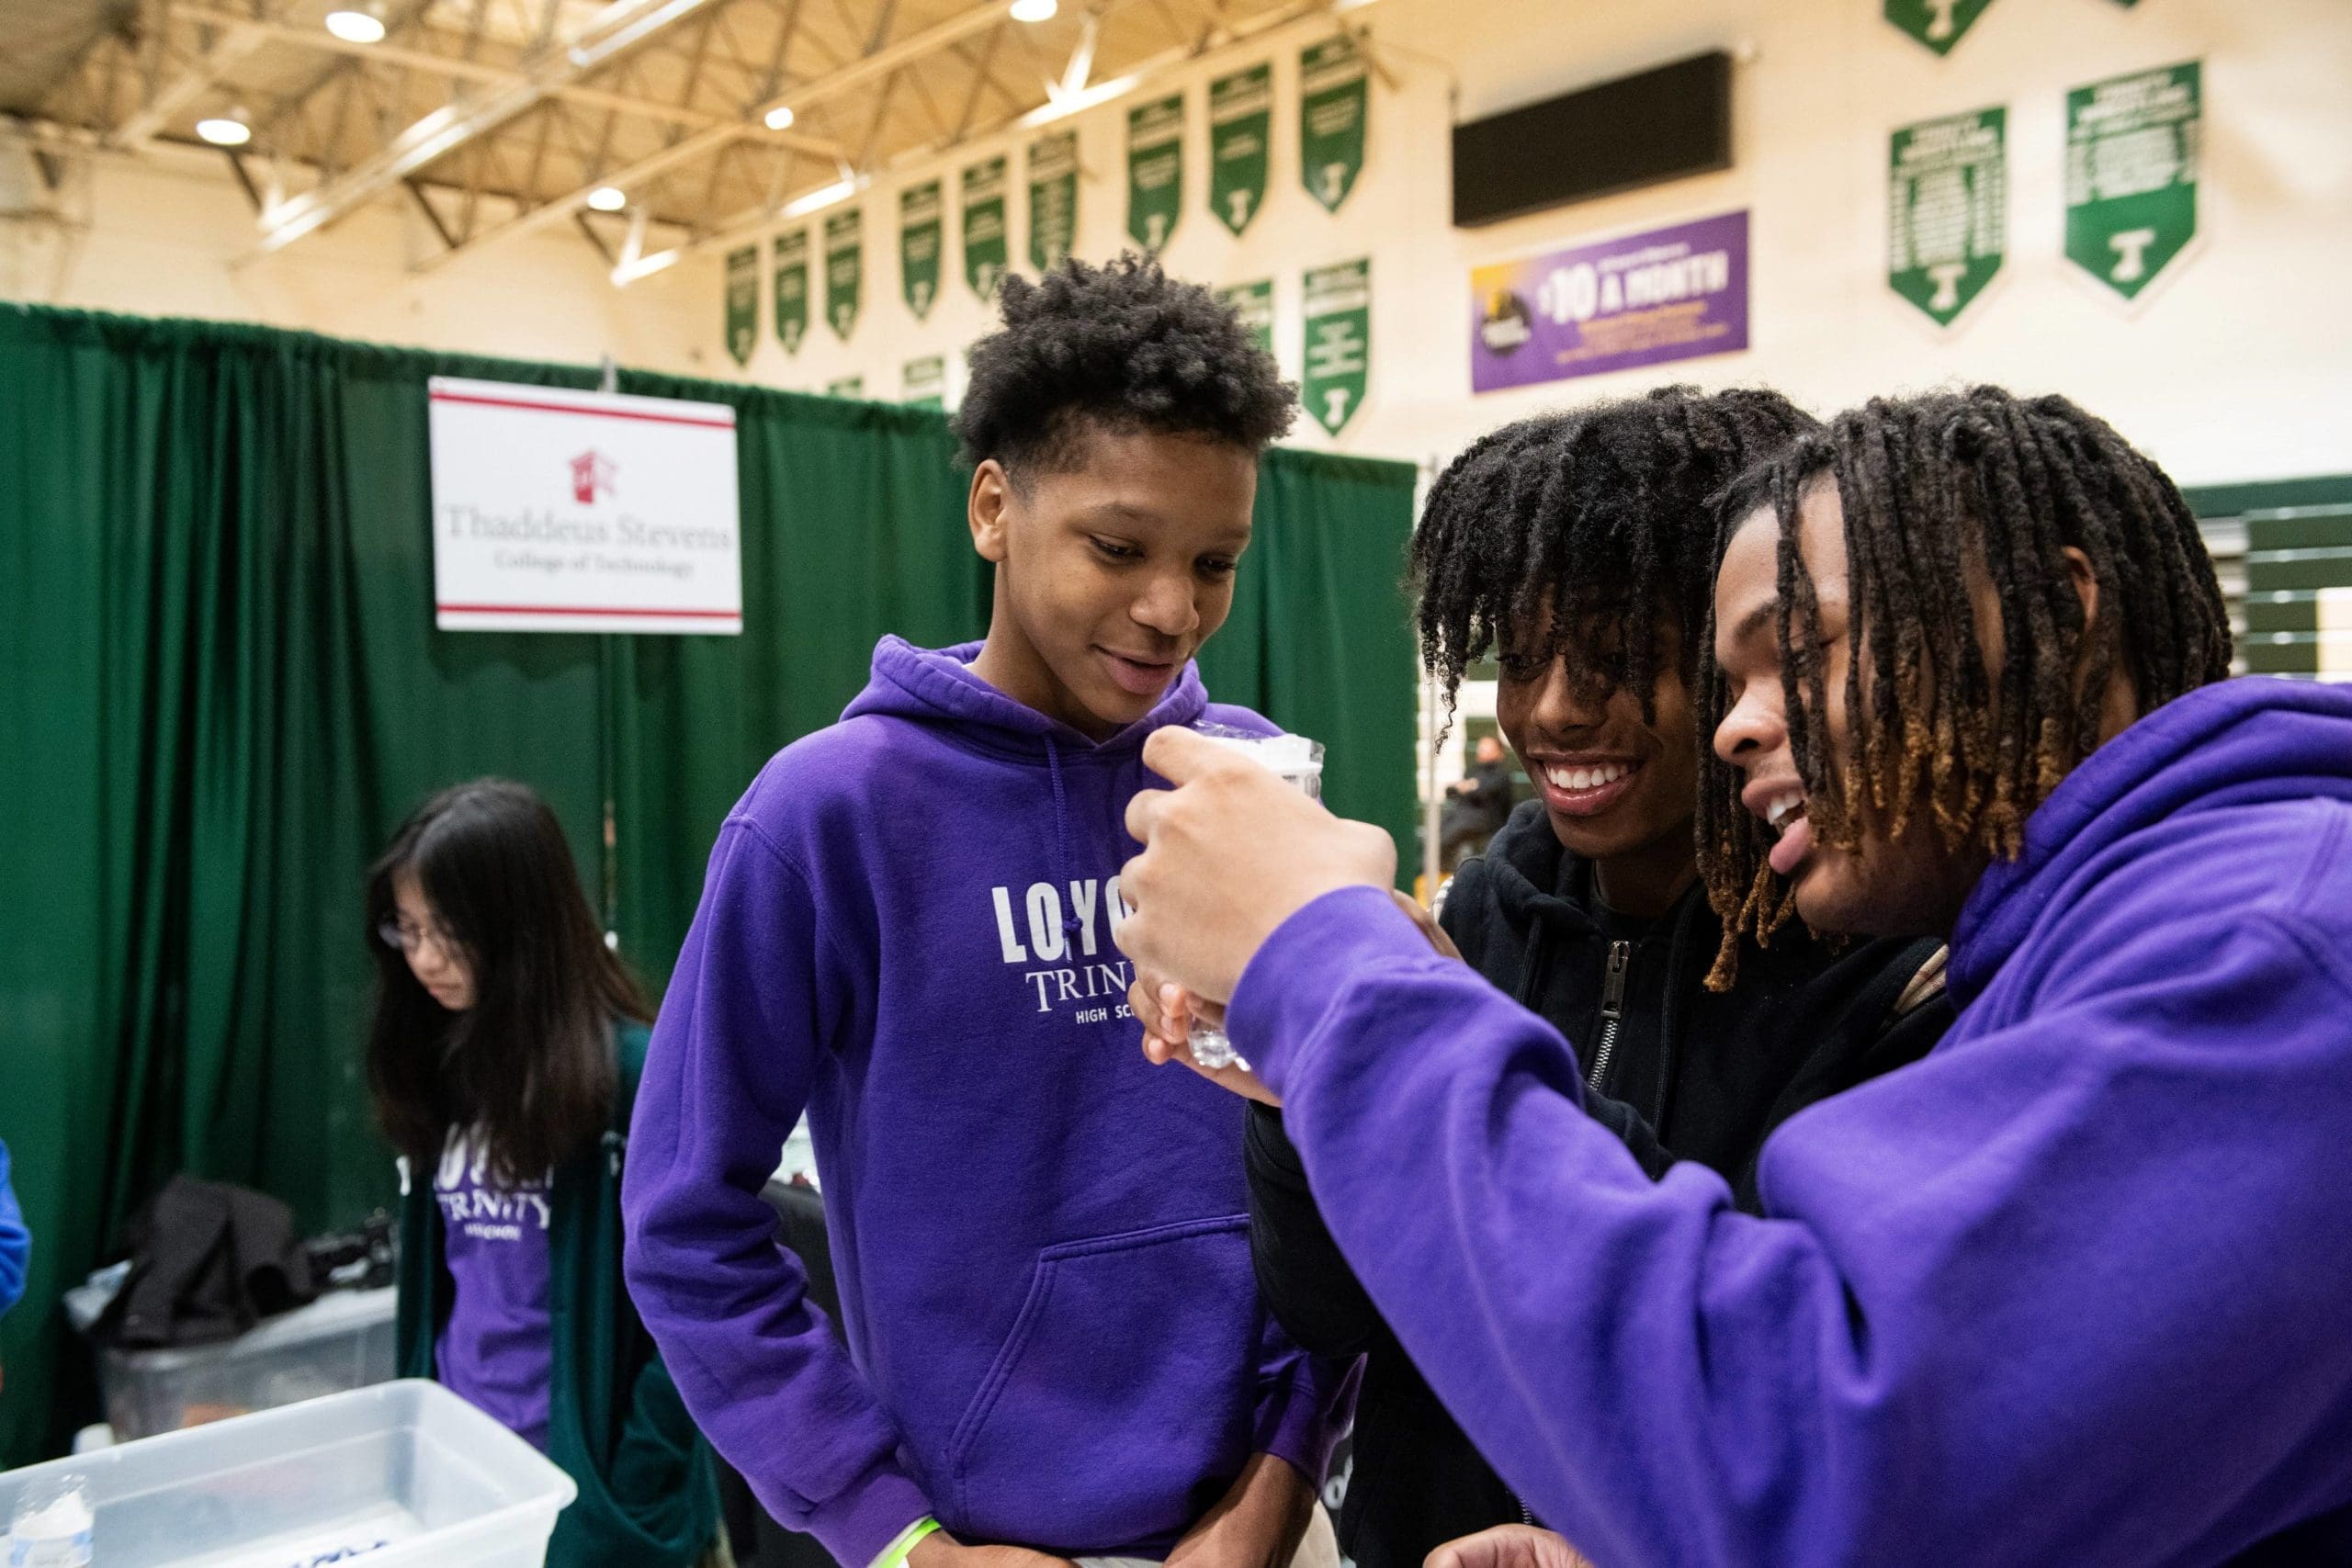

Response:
(0, 1379), (575, 1568)
(98, 1286), (396, 1440)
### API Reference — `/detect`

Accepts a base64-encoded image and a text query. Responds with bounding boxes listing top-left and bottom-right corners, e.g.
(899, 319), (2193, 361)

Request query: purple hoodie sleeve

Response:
(1229, 885), (2352, 1567)
(1250, 1310), (1357, 1489)
(623, 823), (929, 1568)
(0, 1139), (28, 1318)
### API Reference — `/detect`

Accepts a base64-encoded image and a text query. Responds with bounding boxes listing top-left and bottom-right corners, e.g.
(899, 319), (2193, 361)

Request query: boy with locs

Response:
(1115, 388), (2352, 1563)
(624, 256), (1351, 1568)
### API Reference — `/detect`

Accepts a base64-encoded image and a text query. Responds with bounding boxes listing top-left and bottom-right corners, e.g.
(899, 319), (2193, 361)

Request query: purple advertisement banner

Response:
(1471, 210), (1750, 392)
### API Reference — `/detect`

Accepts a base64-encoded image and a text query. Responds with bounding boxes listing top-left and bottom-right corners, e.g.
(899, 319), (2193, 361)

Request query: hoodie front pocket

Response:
(945, 1215), (1259, 1551)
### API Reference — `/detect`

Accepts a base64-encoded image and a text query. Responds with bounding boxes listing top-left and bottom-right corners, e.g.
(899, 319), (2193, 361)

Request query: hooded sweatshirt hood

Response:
(844, 637), (1219, 940)
(845, 636), (1212, 750)
(625, 638), (1346, 1567)
(1951, 674), (2352, 1005)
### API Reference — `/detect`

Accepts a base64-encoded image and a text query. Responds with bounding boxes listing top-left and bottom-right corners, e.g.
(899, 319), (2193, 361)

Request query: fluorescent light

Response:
(323, 8), (386, 43)
(763, 104), (797, 131)
(779, 176), (858, 219)
(1010, 0), (1057, 21)
(1017, 72), (1136, 128)
(586, 186), (628, 211)
(613, 248), (681, 286)
(196, 112), (252, 147)
(569, 0), (710, 71)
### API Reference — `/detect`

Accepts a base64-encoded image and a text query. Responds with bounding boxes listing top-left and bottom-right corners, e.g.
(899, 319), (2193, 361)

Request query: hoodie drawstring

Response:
(1043, 736), (1083, 940)
(1514, 920), (1553, 1013)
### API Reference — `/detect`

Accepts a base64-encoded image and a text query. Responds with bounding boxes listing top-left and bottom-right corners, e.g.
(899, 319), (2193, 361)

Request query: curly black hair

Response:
(1409, 387), (1818, 724)
(1694, 386), (2232, 986)
(953, 253), (1295, 479)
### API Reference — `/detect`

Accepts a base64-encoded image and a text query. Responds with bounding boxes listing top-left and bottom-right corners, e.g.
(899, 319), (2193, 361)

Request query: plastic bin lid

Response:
(102, 1285), (394, 1369)
(0, 1381), (575, 1568)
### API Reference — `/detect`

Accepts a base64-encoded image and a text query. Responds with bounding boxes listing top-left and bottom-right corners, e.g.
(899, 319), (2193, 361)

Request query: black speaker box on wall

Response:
(1453, 51), (1734, 228)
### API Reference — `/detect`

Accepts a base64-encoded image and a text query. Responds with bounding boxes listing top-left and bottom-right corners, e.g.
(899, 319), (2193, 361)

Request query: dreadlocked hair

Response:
(1409, 387), (1820, 729)
(1695, 386), (2233, 988)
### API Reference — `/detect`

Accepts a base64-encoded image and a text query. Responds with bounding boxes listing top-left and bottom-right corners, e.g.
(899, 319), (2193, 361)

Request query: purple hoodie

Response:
(1230, 676), (2352, 1566)
(623, 637), (1351, 1568)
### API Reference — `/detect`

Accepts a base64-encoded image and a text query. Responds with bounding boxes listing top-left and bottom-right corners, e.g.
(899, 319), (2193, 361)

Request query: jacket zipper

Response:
(1586, 941), (1631, 1093)
(1497, 943), (1632, 1535)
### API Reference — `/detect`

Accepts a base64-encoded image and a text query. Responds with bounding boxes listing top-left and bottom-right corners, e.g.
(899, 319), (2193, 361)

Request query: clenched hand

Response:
(1117, 727), (1395, 1007)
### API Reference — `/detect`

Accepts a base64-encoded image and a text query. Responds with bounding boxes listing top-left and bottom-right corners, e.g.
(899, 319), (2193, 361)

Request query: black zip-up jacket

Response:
(1246, 800), (1953, 1568)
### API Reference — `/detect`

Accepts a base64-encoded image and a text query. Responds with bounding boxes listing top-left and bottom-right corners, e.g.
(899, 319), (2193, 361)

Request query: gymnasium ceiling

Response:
(4, 0), (1358, 277)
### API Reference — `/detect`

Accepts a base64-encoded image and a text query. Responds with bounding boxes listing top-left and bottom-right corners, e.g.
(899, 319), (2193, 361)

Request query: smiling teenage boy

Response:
(1114, 388), (2352, 1563)
(1217, 392), (1951, 1568)
(623, 255), (1350, 1568)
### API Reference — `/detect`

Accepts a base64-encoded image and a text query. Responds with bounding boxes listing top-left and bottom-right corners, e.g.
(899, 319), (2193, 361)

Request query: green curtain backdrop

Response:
(1195, 448), (1419, 863)
(0, 302), (1416, 1468)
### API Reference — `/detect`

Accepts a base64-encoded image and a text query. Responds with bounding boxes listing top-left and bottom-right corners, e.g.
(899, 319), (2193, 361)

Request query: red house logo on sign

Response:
(570, 449), (616, 504)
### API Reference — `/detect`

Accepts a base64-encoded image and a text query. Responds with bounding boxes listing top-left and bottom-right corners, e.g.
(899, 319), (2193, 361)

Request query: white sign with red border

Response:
(428, 377), (742, 635)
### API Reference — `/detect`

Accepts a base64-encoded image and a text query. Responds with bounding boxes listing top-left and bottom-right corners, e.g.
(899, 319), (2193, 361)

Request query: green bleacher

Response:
(2241, 506), (2352, 679)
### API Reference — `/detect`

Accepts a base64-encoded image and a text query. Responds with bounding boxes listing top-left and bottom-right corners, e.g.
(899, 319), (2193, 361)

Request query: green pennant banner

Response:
(1889, 105), (2006, 327)
(824, 375), (865, 399)
(1127, 95), (1184, 252)
(1301, 257), (1369, 436)
(1216, 278), (1274, 356)
(902, 355), (946, 410)
(824, 207), (862, 340)
(2066, 60), (2200, 301)
(1208, 63), (1271, 236)
(723, 244), (758, 367)
(1027, 130), (1080, 272)
(962, 157), (1010, 302)
(1299, 36), (1367, 214)
(773, 228), (809, 355)
(900, 180), (944, 321)
(1885, 0), (1996, 56)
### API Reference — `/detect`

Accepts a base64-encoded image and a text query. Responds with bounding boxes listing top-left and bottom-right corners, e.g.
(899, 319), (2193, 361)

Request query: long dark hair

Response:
(1694, 387), (2231, 984)
(364, 779), (649, 1184)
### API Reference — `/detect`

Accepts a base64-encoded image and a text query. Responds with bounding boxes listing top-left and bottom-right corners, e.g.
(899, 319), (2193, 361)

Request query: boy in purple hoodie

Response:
(1115, 389), (2352, 1564)
(622, 255), (1350, 1568)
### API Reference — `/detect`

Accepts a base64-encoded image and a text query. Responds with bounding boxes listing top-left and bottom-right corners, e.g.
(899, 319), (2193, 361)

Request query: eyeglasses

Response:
(376, 918), (457, 957)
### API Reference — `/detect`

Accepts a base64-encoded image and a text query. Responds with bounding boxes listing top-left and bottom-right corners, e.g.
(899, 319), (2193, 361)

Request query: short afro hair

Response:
(953, 252), (1295, 479)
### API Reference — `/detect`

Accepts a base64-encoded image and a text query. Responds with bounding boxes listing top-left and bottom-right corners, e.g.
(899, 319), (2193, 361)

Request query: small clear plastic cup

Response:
(1181, 726), (1325, 1072)
(8, 1475), (94, 1567)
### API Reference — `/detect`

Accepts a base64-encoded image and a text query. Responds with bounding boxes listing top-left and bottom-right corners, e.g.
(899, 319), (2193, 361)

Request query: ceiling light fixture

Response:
(1010, 0), (1057, 22)
(196, 108), (253, 147)
(586, 186), (628, 211)
(779, 176), (860, 220)
(323, 7), (386, 44)
(1017, 72), (1136, 128)
(763, 105), (797, 131)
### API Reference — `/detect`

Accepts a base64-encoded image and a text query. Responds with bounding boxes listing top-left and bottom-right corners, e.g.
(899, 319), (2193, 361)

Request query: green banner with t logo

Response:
(1208, 63), (1270, 236)
(1127, 95), (1184, 252)
(962, 157), (1009, 301)
(900, 180), (943, 321)
(773, 228), (808, 354)
(1302, 257), (1369, 436)
(724, 245), (757, 366)
(2065, 60), (2200, 302)
(1028, 130), (1080, 272)
(1299, 36), (1367, 213)
(824, 207), (862, 340)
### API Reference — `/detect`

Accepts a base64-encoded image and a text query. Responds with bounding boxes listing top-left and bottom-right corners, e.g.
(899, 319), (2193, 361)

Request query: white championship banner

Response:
(428, 377), (742, 635)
